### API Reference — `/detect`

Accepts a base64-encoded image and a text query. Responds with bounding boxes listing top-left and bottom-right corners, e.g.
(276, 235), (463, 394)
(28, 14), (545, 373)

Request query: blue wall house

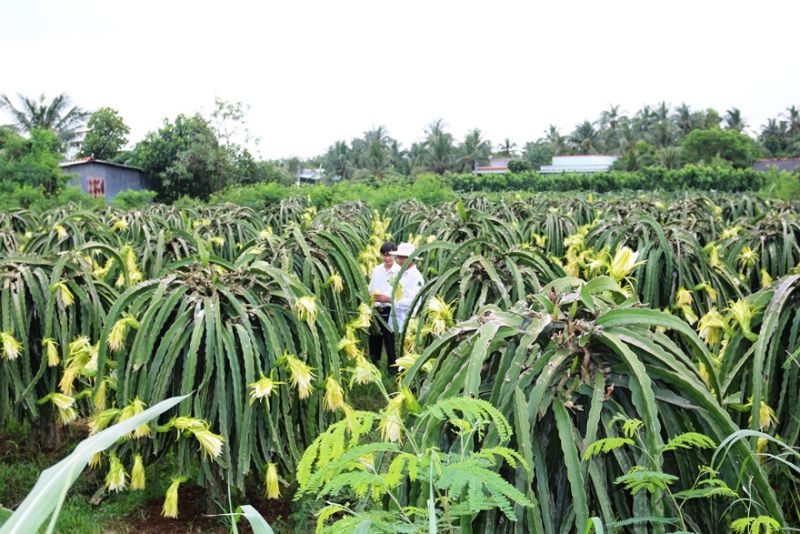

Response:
(60, 158), (150, 201)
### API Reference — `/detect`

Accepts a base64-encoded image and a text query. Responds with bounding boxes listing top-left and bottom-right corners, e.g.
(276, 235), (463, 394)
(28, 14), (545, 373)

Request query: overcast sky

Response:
(2, 0), (799, 159)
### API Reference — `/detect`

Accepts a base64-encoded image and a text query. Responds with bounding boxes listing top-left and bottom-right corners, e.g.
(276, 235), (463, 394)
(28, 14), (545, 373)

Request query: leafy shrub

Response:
(110, 189), (158, 210)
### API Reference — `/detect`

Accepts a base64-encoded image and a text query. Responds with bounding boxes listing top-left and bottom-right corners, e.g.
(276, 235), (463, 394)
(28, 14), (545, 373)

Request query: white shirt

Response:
(390, 264), (425, 333)
(368, 262), (400, 308)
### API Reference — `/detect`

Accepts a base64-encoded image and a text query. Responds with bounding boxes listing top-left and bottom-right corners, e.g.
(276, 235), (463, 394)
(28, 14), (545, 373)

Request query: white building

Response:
(474, 157), (511, 174)
(540, 155), (617, 174)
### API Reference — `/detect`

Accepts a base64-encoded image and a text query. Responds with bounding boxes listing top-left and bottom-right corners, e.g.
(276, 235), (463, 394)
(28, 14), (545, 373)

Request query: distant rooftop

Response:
(752, 158), (800, 173)
(60, 157), (144, 172)
(540, 155), (617, 174)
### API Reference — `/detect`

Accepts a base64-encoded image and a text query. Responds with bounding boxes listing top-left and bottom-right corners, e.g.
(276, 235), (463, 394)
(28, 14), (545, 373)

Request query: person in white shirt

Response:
(368, 242), (400, 367)
(388, 242), (425, 340)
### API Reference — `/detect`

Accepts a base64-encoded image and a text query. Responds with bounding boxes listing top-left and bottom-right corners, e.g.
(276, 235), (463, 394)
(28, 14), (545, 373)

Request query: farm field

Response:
(1, 192), (799, 533)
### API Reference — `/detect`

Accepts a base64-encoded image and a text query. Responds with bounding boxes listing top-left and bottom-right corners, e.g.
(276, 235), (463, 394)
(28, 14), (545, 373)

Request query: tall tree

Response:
(682, 128), (758, 168)
(424, 119), (455, 174)
(784, 105), (800, 137)
(457, 129), (491, 172)
(128, 114), (232, 201)
(569, 121), (602, 154)
(759, 118), (789, 157)
(78, 107), (130, 160)
(496, 138), (517, 157)
(0, 93), (89, 149)
(360, 126), (391, 177)
(724, 108), (746, 132)
(672, 103), (695, 137)
(322, 140), (352, 179)
(599, 105), (627, 151)
(0, 127), (65, 194)
(542, 125), (566, 155)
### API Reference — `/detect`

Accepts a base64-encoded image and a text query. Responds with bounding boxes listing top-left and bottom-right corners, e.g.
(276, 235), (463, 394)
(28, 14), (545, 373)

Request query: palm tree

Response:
(496, 138), (517, 157)
(323, 140), (352, 179)
(0, 93), (89, 148)
(759, 118), (789, 157)
(424, 119), (455, 174)
(599, 105), (628, 152)
(672, 103), (695, 137)
(648, 119), (677, 148)
(784, 106), (800, 136)
(360, 126), (391, 177)
(388, 139), (409, 175)
(633, 105), (656, 139)
(569, 121), (602, 154)
(724, 108), (746, 132)
(542, 125), (566, 155)
(457, 129), (491, 172)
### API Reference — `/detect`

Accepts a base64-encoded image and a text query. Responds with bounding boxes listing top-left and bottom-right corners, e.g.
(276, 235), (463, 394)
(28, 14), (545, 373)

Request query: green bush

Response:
(110, 189), (158, 210)
(759, 167), (800, 200)
(0, 183), (101, 212)
(210, 174), (455, 210)
(446, 165), (764, 193)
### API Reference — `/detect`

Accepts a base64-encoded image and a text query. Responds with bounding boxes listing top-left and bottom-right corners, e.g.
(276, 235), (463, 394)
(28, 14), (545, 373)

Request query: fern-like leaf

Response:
(475, 446), (529, 470)
(582, 437), (635, 460)
(730, 516), (782, 534)
(424, 397), (513, 443)
(614, 466), (678, 495)
(436, 458), (534, 520)
(610, 413), (644, 438)
(662, 432), (716, 452)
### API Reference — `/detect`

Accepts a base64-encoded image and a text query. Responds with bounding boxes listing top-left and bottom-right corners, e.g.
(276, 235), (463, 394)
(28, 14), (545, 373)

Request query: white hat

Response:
(389, 242), (416, 257)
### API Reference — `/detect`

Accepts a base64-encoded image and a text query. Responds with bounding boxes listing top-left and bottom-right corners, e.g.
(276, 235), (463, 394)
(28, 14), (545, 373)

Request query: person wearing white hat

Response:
(388, 242), (425, 343)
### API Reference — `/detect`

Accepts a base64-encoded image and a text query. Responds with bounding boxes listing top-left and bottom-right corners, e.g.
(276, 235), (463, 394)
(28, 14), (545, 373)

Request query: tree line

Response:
(1, 92), (799, 202)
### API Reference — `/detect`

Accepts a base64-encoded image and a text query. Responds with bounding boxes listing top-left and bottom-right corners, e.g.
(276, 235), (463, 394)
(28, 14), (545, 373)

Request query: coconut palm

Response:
(323, 140), (352, 180)
(457, 129), (491, 172)
(542, 124), (567, 155)
(495, 138), (517, 157)
(784, 105), (800, 136)
(724, 108), (747, 132)
(569, 121), (602, 154)
(423, 119), (455, 174)
(0, 93), (89, 148)
(360, 126), (391, 177)
(759, 118), (789, 156)
(673, 103), (695, 137)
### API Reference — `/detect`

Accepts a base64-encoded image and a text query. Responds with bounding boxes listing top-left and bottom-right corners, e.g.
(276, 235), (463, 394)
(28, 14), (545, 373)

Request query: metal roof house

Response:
(296, 167), (324, 185)
(540, 155), (618, 174)
(60, 158), (150, 201)
(752, 158), (800, 173)
(474, 157), (511, 174)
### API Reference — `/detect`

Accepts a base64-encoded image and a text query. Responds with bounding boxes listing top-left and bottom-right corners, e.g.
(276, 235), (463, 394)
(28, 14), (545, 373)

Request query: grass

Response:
(0, 423), (234, 533)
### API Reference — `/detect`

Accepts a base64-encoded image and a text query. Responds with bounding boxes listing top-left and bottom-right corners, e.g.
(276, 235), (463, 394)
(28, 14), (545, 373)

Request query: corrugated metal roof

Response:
(60, 157), (144, 172)
(752, 159), (800, 172)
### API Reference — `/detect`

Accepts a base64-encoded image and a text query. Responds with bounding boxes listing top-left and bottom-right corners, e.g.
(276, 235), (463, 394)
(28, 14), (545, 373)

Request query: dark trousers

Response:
(368, 307), (396, 371)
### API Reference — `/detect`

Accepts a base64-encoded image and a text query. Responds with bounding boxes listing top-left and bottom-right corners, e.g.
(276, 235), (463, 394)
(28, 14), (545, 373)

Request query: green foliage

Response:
(582, 437), (635, 460)
(507, 159), (531, 173)
(730, 516), (782, 534)
(0, 93), (88, 149)
(0, 127), (66, 194)
(127, 113), (234, 201)
(682, 128), (759, 168)
(759, 166), (800, 200)
(614, 466), (679, 495)
(447, 165), (764, 193)
(110, 189), (157, 210)
(662, 432), (716, 452)
(78, 107), (130, 160)
(296, 395), (532, 531)
(0, 395), (187, 534)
